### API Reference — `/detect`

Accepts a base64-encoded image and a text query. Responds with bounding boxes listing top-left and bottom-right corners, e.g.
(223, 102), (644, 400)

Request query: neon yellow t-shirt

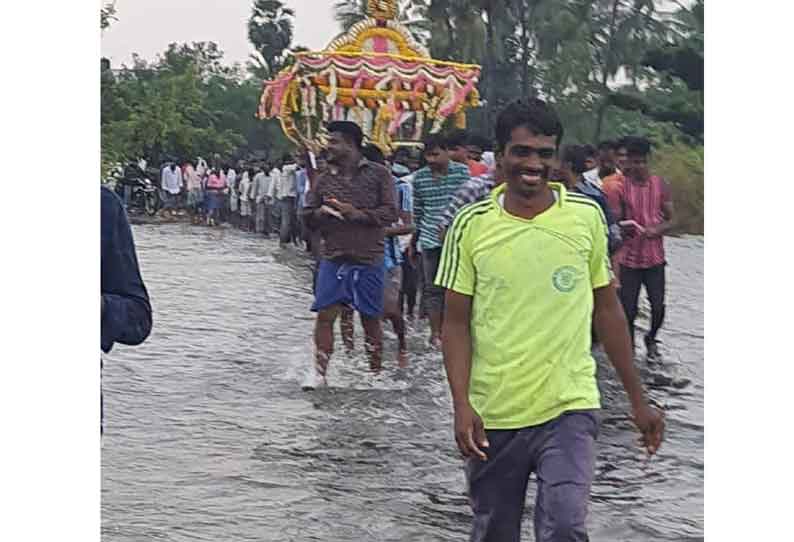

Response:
(435, 183), (613, 429)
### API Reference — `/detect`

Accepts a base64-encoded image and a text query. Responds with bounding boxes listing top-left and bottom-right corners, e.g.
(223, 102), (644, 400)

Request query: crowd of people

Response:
(133, 112), (675, 371)
(104, 97), (673, 542)
(148, 156), (310, 248)
(296, 101), (668, 542)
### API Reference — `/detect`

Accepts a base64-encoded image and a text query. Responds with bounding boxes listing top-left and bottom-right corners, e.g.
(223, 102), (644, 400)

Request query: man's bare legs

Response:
(314, 305), (341, 375)
(360, 314), (384, 372)
(340, 307), (355, 354)
(385, 312), (408, 368)
(317, 305), (383, 372)
(428, 309), (443, 348)
(384, 272), (409, 367)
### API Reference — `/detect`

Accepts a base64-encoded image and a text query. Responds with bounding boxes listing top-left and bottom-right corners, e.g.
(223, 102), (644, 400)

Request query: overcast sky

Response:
(101, 0), (691, 68)
(101, 0), (337, 68)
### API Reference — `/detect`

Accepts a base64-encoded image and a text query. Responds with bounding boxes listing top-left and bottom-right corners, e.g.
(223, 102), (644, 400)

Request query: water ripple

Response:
(102, 225), (703, 541)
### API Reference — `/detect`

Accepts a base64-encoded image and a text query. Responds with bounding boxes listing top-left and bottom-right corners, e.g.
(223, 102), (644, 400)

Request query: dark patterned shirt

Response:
(302, 159), (398, 265)
(439, 173), (496, 231)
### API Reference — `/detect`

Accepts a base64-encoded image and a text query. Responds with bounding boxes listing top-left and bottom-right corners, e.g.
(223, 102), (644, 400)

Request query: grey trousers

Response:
(466, 410), (599, 542)
(255, 201), (271, 234)
(278, 196), (296, 245)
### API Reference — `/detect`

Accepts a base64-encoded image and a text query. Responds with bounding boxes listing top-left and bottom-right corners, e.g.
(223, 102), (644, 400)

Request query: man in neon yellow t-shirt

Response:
(436, 99), (665, 542)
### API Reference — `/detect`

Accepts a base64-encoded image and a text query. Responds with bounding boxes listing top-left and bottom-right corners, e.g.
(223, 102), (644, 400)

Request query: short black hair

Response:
(362, 144), (386, 165)
(598, 140), (616, 152)
(495, 99), (564, 152)
(623, 136), (652, 156)
(327, 121), (364, 149)
(467, 134), (491, 151)
(582, 144), (597, 158)
(445, 129), (468, 148)
(422, 133), (448, 153)
(561, 145), (589, 176)
(393, 147), (411, 160)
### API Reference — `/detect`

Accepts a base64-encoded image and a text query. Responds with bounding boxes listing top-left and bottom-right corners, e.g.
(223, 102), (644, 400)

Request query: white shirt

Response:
(583, 168), (602, 189)
(252, 171), (270, 203)
(195, 158), (207, 178)
(273, 164), (298, 200)
(226, 169), (237, 195)
(161, 166), (183, 194)
(239, 172), (252, 202)
(267, 168), (282, 199)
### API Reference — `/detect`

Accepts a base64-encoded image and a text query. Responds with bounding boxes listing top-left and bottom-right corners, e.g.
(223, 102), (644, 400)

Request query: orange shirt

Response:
(468, 160), (488, 177)
(601, 172), (625, 219)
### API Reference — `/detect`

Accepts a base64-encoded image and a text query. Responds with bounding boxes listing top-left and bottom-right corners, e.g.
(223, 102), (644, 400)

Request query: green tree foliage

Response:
(101, 42), (292, 172)
(651, 141), (703, 235)
(329, 0), (702, 232)
(100, 1), (702, 231)
(333, 1), (701, 142)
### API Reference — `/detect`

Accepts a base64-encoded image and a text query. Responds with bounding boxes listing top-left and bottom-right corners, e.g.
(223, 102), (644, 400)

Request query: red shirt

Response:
(618, 175), (671, 269)
(468, 160), (488, 177)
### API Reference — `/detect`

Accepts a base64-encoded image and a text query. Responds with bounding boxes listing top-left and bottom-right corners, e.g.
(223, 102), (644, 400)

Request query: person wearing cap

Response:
(302, 121), (399, 379)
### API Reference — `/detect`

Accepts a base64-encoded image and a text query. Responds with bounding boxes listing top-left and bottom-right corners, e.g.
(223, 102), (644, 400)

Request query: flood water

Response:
(101, 223), (704, 541)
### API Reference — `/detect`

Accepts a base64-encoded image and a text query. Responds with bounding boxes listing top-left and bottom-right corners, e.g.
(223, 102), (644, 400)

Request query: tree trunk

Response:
(444, 14), (456, 58)
(519, 3), (530, 100)
(520, 0), (539, 100)
(594, 101), (608, 144)
(484, 3), (497, 137)
(593, 0), (622, 142)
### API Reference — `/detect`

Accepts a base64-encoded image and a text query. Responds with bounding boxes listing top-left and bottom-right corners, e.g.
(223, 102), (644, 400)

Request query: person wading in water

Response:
(302, 121), (398, 384)
(436, 99), (665, 542)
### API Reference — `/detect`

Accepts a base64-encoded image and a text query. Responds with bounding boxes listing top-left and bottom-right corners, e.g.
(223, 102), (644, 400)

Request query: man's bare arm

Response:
(443, 290), (488, 460)
(593, 284), (665, 455)
(648, 200), (676, 237)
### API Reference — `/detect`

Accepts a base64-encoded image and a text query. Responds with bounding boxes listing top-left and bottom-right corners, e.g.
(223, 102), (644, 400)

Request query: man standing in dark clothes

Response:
(302, 122), (398, 378)
(614, 136), (676, 360)
(101, 186), (152, 430)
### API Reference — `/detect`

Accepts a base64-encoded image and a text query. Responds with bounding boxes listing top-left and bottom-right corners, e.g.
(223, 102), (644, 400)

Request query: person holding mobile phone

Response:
(614, 136), (676, 360)
(301, 121), (398, 380)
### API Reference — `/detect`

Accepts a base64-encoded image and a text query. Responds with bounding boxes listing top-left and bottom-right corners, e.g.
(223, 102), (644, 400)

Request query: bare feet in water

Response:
(397, 349), (409, 368)
(428, 336), (442, 350)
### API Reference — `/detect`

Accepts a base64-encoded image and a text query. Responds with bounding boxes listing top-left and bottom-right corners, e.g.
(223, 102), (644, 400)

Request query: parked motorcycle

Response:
(114, 164), (161, 216)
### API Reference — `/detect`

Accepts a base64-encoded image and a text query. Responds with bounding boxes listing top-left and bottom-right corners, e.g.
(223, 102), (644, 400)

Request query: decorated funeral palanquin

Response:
(257, 0), (482, 153)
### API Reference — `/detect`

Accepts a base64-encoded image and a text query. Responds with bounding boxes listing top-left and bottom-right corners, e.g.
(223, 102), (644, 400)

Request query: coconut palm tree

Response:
(248, 0), (296, 78)
(588, 0), (668, 140)
(332, 0), (431, 44)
